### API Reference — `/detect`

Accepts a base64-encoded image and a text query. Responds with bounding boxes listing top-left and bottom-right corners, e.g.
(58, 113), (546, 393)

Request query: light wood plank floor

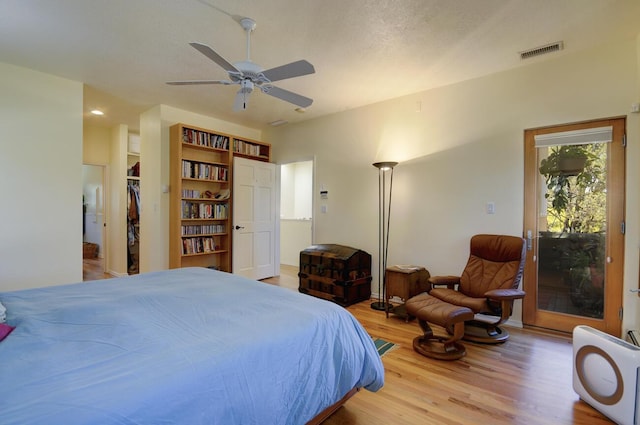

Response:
(263, 266), (613, 425)
(82, 257), (111, 281)
(88, 264), (613, 424)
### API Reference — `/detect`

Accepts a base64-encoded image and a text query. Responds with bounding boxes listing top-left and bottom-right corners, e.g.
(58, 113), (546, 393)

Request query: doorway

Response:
(523, 117), (625, 335)
(82, 164), (107, 280)
(279, 160), (313, 266)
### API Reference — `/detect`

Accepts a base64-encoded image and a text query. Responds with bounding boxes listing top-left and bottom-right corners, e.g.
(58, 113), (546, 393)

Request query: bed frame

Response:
(306, 387), (359, 425)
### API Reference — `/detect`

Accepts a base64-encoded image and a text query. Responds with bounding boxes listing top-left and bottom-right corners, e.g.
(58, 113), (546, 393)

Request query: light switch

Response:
(486, 202), (495, 214)
(321, 205), (328, 214)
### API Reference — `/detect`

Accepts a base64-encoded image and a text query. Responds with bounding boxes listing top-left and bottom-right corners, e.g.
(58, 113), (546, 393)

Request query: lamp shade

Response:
(373, 161), (398, 170)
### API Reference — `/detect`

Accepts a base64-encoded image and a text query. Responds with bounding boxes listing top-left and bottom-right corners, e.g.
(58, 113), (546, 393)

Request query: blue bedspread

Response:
(0, 268), (384, 425)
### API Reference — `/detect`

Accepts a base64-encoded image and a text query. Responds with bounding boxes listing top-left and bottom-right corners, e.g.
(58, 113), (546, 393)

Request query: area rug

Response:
(373, 338), (398, 357)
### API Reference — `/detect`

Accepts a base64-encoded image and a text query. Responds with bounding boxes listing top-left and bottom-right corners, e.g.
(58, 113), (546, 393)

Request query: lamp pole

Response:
(371, 161), (398, 312)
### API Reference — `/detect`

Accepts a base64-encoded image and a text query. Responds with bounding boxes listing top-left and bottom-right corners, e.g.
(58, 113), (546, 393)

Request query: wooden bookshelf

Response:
(170, 123), (271, 272)
(170, 124), (233, 271)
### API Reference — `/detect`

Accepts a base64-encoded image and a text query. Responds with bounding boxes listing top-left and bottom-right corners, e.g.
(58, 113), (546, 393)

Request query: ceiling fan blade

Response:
(261, 60), (315, 83)
(261, 85), (313, 108)
(189, 42), (240, 73)
(166, 80), (234, 86)
(233, 90), (250, 112)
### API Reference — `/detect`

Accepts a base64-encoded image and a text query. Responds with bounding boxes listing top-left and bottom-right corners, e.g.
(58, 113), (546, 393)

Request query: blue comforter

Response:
(0, 268), (384, 425)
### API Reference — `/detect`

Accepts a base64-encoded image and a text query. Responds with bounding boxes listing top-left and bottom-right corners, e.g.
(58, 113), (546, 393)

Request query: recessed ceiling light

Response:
(90, 109), (104, 116)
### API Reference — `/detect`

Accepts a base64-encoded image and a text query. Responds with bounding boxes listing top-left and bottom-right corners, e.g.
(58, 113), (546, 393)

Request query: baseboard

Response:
(504, 318), (523, 328)
(107, 270), (129, 278)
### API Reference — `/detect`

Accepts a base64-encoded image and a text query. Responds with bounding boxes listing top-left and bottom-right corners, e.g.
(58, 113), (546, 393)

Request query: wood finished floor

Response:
(82, 257), (111, 281)
(84, 263), (613, 424)
(263, 266), (612, 425)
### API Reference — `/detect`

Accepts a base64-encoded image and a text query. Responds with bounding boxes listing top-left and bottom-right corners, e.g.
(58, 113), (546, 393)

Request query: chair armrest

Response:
(428, 275), (460, 290)
(485, 288), (526, 301)
(484, 289), (526, 325)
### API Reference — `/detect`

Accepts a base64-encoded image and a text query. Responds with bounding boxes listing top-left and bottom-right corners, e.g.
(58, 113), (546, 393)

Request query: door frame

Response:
(523, 117), (625, 336)
(82, 163), (109, 275)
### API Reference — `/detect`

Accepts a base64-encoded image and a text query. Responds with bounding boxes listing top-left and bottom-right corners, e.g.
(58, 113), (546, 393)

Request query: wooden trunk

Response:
(298, 244), (372, 306)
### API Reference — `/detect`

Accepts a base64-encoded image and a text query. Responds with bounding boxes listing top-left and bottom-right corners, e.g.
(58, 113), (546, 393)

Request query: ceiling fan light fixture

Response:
(239, 79), (254, 94)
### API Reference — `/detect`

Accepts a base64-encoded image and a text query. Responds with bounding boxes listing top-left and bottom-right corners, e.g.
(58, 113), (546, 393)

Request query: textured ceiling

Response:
(1, 0), (639, 131)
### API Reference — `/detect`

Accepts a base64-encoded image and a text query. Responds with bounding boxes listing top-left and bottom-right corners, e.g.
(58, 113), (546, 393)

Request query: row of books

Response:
(181, 224), (225, 235)
(182, 189), (202, 199)
(181, 201), (228, 219)
(182, 237), (222, 255)
(233, 139), (266, 157)
(182, 160), (228, 181)
(182, 128), (229, 150)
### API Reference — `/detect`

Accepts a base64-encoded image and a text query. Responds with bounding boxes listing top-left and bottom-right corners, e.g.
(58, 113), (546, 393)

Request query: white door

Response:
(232, 157), (276, 280)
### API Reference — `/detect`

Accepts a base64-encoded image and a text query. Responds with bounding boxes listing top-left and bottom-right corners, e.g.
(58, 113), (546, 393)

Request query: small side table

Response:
(385, 265), (431, 321)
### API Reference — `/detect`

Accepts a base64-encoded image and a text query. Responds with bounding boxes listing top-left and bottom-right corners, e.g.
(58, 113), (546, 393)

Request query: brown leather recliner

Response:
(415, 234), (526, 344)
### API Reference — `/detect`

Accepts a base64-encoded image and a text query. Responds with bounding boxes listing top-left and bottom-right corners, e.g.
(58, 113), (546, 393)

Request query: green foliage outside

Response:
(539, 143), (606, 234)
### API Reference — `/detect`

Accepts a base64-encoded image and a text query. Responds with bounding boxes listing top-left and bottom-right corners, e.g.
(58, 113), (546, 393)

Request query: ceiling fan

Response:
(167, 17), (315, 112)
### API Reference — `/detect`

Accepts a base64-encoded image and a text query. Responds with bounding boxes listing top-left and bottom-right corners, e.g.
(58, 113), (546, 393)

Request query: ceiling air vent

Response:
(520, 41), (564, 60)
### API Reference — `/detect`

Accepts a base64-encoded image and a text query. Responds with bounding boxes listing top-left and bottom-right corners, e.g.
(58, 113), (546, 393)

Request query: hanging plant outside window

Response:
(539, 143), (606, 234)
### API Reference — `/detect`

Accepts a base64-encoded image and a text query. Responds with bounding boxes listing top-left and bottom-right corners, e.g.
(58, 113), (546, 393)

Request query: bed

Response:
(0, 267), (384, 424)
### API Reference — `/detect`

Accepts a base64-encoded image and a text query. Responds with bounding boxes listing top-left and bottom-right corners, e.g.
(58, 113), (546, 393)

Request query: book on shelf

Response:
(181, 236), (220, 255)
(181, 223), (225, 235)
(233, 139), (264, 157)
(181, 201), (228, 219)
(182, 128), (230, 150)
(181, 160), (228, 181)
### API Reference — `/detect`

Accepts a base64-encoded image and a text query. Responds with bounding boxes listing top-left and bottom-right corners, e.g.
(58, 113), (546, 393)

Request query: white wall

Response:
(280, 220), (312, 266)
(266, 37), (640, 335)
(280, 161), (312, 219)
(139, 104), (262, 272)
(83, 125), (111, 165)
(280, 161), (313, 265)
(0, 62), (83, 290)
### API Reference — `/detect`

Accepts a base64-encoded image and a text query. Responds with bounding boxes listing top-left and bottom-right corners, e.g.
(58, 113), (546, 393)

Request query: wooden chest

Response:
(298, 244), (372, 306)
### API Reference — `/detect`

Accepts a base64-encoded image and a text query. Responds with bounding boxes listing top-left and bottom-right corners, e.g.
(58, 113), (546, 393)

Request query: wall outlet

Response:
(486, 202), (495, 214)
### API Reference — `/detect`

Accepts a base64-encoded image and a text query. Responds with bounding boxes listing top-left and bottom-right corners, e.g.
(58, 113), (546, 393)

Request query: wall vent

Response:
(519, 41), (564, 60)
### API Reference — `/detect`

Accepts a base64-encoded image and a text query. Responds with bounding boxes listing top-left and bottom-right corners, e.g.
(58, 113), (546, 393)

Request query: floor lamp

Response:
(371, 161), (398, 311)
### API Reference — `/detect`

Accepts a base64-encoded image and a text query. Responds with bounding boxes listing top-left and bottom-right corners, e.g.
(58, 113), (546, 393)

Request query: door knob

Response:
(235, 225), (245, 230)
